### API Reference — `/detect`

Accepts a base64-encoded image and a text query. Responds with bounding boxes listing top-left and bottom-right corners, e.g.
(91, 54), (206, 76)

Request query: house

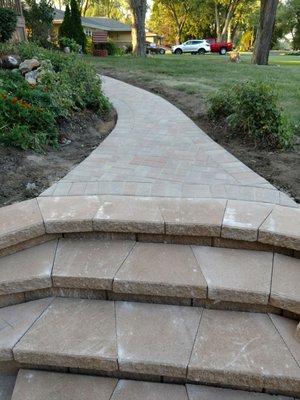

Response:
(53, 9), (132, 47)
(0, 0), (26, 41)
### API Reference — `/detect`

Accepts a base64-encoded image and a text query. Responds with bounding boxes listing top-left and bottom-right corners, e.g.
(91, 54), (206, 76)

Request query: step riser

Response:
(0, 287), (296, 317)
(5, 362), (300, 398)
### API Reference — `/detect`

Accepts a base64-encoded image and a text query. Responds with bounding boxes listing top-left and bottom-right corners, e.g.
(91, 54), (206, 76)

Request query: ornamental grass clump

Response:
(208, 81), (292, 150)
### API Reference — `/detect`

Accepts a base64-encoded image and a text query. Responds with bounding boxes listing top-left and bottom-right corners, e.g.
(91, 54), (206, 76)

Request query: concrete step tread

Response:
(1, 298), (299, 396)
(9, 370), (297, 400)
(0, 239), (299, 315)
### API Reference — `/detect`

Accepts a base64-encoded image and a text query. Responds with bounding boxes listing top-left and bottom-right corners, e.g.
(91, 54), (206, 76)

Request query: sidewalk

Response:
(41, 77), (297, 207)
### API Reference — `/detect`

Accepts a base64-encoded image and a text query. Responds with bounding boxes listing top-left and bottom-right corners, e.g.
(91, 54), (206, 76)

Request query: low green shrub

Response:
(208, 81), (292, 150)
(0, 42), (111, 150)
(94, 40), (123, 56)
(0, 78), (58, 151)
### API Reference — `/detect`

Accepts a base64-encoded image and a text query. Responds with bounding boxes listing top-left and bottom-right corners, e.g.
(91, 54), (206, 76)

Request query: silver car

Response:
(172, 40), (211, 55)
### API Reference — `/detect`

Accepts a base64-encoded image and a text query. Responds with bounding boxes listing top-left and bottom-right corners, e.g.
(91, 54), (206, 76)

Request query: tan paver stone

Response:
(222, 201), (273, 241)
(11, 369), (117, 400)
(0, 298), (52, 360)
(13, 298), (117, 371)
(111, 379), (188, 400)
(94, 196), (164, 234)
(116, 302), (202, 378)
(0, 293), (24, 308)
(269, 314), (300, 367)
(297, 323), (300, 342)
(160, 198), (226, 237)
(114, 242), (207, 299)
(38, 196), (101, 233)
(0, 199), (45, 250)
(270, 254), (300, 314)
(188, 309), (300, 393)
(0, 374), (16, 400)
(192, 246), (272, 304)
(52, 239), (135, 290)
(0, 241), (57, 295)
(186, 384), (294, 399)
(259, 206), (300, 251)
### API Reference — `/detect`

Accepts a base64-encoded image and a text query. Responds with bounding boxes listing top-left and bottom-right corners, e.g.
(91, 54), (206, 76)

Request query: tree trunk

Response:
(129, 0), (147, 57)
(252, 0), (279, 65)
(215, 3), (221, 42)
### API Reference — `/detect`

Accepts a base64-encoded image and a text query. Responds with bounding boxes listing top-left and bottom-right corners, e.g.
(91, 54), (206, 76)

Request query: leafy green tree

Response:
(23, 0), (54, 47)
(0, 8), (17, 42)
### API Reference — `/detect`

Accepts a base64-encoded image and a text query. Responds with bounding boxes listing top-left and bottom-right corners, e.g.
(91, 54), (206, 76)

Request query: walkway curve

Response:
(41, 76), (297, 207)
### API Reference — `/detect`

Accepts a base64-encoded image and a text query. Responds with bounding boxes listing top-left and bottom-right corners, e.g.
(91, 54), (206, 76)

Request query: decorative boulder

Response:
(25, 70), (38, 85)
(0, 55), (21, 69)
(19, 58), (40, 74)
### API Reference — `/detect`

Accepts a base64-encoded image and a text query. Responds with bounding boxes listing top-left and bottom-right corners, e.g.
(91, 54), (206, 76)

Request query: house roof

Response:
(53, 9), (131, 32)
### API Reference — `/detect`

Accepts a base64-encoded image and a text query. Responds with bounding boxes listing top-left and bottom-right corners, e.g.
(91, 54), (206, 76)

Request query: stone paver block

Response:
(111, 379), (188, 400)
(0, 199), (45, 250)
(94, 196), (164, 234)
(0, 374), (16, 400)
(297, 323), (300, 342)
(160, 198), (226, 237)
(186, 384), (294, 399)
(11, 370), (118, 400)
(192, 246), (272, 304)
(269, 314), (300, 367)
(0, 298), (52, 360)
(38, 196), (101, 233)
(188, 309), (300, 393)
(259, 206), (300, 251)
(0, 241), (57, 295)
(116, 302), (202, 378)
(53, 239), (135, 290)
(270, 254), (300, 314)
(0, 293), (24, 308)
(222, 201), (273, 241)
(114, 242), (207, 299)
(14, 298), (118, 371)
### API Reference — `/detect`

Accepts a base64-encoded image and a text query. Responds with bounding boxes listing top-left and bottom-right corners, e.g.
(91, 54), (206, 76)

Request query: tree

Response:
(59, 0), (86, 51)
(252, 0), (279, 65)
(23, 0), (54, 47)
(129, 0), (147, 56)
(59, 3), (71, 37)
(0, 8), (17, 42)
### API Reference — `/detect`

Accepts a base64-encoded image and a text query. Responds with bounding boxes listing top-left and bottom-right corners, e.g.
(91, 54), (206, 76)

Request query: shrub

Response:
(0, 43), (111, 150)
(0, 79), (58, 151)
(208, 81), (292, 150)
(0, 8), (17, 43)
(59, 36), (79, 53)
(94, 40), (123, 56)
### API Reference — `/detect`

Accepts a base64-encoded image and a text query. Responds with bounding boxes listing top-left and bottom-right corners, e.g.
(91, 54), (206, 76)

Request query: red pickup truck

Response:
(206, 38), (233, 55)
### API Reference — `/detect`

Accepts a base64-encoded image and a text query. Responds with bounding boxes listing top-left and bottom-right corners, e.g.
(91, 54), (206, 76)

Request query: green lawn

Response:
(89, 52), (300, 132)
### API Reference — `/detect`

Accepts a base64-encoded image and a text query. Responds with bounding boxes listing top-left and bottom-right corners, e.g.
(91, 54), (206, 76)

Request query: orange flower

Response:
(12, 98), (18, 103)
(27, 105), (31, 109)
(2, 94), (8, 99)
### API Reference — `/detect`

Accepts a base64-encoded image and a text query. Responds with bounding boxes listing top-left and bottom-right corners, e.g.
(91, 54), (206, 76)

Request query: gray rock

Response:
(19, 58), (40, 74)
(0, 55), (21, 69)
(25, 70), (38, 85)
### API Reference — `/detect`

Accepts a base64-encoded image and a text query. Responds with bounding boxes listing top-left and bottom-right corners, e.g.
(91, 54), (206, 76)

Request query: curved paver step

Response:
(1, 196), (300, 260)
(0, 298), (300, 396)
(9, 370), (298, 400)
(0, 239), (299, 316)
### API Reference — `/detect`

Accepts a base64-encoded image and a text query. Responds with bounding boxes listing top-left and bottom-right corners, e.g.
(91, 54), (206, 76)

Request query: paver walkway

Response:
(42, 77), (297, 207)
